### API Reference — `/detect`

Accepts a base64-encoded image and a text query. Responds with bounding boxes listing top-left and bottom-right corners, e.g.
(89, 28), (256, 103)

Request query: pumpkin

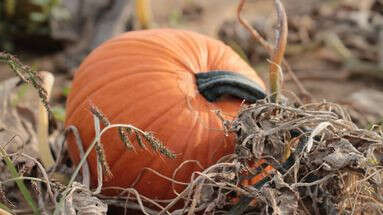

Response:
(65, 29), (266, 199)
(230, 160), (275, 206)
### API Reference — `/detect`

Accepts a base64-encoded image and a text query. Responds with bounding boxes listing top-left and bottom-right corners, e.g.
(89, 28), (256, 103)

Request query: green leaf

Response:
(61, 86), (71, 97)
(30, 0), (50, 6)
(52, 106), (66, 122)
(29, 12), (47, 22)
(0, 146), (39, 215)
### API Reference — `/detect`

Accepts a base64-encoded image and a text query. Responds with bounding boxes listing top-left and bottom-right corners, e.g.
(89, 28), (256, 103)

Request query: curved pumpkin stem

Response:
(196, 71), (266, 103)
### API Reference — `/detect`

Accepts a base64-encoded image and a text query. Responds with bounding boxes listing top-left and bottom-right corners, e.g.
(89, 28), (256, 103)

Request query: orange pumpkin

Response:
(230, 160), (275, 206)
(65, 29), (266, 199)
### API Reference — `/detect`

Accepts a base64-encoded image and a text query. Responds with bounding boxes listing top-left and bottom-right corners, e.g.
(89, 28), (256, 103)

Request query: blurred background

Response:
(1, 0), (383, 127)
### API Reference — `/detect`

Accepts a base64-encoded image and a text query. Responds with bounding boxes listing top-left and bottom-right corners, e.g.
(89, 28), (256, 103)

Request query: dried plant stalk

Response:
(88, 103), (176, 180)
(89, 105), (113, 178)
(37, 71), (55, 169)
(136, 0), (153, 29)
(269, 0), (288, 102)
(0, 52), (51, 113)
(237, 0), (273, 53)
(237, 0), (311, 102)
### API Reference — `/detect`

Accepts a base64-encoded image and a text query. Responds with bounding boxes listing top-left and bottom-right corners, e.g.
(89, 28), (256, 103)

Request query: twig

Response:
(171, 160), (204, 196)
(158, 162), (237, 215)
(20, 153), (55, 205)
(282, 62), (311, 102)
(291, 174), (336, 188)
(103, 199), (160, 215)
(91, 113), (106, 195)
(100, 187), (169, 214)
(34, 181), (47, 215)
(0, 176), (47, 185)
(61, 126), (90, 188)
(237, 0), (272, 52)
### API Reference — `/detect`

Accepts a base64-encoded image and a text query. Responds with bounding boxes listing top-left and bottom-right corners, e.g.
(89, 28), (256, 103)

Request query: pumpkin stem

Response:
(196, 71), (266, 103)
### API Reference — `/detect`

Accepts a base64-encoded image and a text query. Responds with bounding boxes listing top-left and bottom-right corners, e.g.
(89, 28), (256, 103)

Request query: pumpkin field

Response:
(0, 0), (382, 214)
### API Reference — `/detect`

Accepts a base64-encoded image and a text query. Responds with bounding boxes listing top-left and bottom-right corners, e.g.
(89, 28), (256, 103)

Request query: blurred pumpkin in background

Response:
(65, 29), (266, 199)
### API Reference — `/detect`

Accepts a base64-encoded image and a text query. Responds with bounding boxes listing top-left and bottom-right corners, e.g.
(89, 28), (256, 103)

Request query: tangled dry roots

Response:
(226, 99), (383, 214)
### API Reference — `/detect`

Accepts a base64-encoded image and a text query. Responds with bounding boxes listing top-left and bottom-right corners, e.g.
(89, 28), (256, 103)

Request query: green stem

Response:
(196, 71), (266, 103)
(0, 146), (39, 215)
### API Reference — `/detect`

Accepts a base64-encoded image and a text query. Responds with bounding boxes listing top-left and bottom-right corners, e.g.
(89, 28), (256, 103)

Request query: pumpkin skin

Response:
(65, 29), (266, 199)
